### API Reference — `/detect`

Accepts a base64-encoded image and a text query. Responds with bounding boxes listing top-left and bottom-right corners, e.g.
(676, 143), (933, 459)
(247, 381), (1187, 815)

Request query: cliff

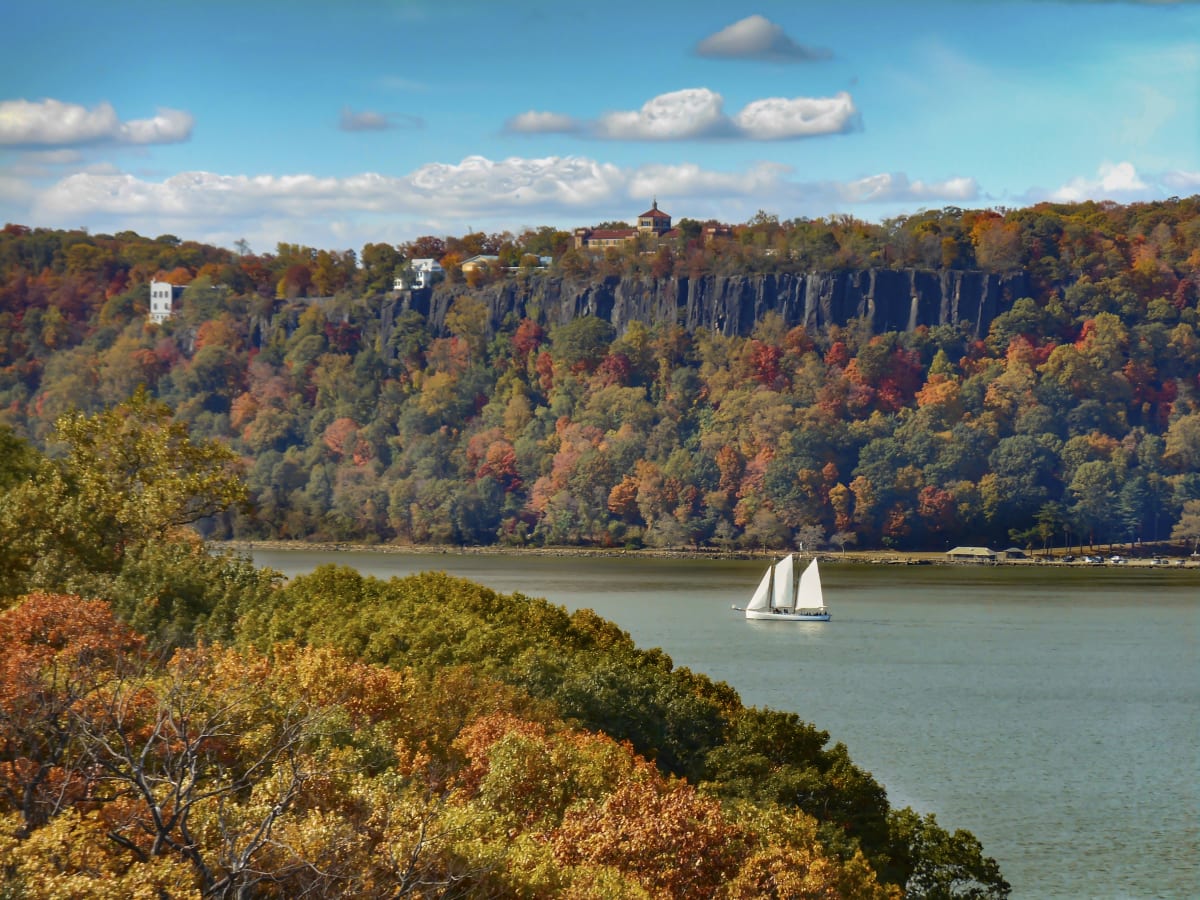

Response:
(394, 269), (1028, 341)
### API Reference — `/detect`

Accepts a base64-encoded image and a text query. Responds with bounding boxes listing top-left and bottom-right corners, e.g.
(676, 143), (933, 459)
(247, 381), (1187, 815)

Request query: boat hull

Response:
(733, 606), (830, 622)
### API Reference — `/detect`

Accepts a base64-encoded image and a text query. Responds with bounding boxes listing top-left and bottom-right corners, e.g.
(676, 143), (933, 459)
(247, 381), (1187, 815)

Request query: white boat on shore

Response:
(732, 554), (831, 622)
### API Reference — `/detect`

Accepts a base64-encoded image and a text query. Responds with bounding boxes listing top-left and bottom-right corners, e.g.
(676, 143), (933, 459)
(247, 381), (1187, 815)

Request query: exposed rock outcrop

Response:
(397, 269), (1028, 341)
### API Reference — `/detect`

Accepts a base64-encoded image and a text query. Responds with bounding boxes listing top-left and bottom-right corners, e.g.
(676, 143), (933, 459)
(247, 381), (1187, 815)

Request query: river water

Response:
(246, 549), (1199, 899)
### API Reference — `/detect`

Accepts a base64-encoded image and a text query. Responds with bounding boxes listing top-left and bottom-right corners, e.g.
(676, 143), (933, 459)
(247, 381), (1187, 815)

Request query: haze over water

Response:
(248, 549), (1199, 899)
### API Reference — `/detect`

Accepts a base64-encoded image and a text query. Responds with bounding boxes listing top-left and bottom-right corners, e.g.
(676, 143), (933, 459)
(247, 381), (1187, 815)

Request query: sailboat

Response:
(732, 554), (831, 621)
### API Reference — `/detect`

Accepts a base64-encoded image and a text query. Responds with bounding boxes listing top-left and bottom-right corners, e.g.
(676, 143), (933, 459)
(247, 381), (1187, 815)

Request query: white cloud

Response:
(0, 99), (193, 146)
(734, 93), (861, 140)
(1050, 161), (1150, 201)
(119, 108), (194, 144)
(504, 110), (581, 134)
(26, 156), (984, 243)
(588, 88), (858, 141)
(628, 162), (795, 198)
(31, 156), (630, 223)
(1162, 169), (1200, 191)
(834, 173), (979, 204)
(596, 88), (735, 140)
(695, 15), (832, 62)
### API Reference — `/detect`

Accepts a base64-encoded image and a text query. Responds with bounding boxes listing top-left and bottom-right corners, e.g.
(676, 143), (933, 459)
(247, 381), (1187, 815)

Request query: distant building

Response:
(703, 223), (734, 243)
(574, 200), (679, 250)
(149, 280), (186, 323)
(946, 546), (997, 563)
(394, 258), (444, 290)
(636, 200), (673, 235)
(461, 254), (500, 275)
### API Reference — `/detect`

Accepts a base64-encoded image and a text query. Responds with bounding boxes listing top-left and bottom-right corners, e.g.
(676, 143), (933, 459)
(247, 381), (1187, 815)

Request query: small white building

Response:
(149, 280), (186, 323)
(394, 258), (444, 291)
(946, 546), (997, 563)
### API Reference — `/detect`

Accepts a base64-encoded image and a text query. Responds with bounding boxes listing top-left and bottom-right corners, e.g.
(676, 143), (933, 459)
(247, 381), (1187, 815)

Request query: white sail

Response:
(746, 567), (772, 611)
(795, 558), (825, 610)
(772, 554), (794, 611)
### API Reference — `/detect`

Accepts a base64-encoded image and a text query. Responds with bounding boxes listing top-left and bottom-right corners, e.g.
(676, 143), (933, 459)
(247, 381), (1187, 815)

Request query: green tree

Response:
(1170, 499), (1200, 554)
(885, 808), (1011, 899)
(0, 425), (38, 490)
(1068, 459), (1119, 548)
(0, 390), (247, 597)
(551, 316), (616, 372)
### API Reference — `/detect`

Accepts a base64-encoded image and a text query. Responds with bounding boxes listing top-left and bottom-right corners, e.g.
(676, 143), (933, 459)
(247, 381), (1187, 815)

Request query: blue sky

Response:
(1, 0), (1197, 254)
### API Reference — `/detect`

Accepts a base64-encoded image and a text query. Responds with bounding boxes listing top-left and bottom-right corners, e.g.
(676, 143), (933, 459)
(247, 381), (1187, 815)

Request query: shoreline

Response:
(214, 540), (1200, 569)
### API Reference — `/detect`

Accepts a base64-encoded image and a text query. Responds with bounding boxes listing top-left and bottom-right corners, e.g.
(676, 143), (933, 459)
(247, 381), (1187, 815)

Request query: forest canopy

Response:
(0, 197), (1198, 553)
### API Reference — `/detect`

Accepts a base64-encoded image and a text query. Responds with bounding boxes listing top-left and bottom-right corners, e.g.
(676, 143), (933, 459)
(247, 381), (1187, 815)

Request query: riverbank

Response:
(214, 540), (1200, 569)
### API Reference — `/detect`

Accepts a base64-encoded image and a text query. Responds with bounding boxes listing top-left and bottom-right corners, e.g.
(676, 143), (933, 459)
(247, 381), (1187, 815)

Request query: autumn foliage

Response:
(1, 198), (1198, 556)
(0, 590), (909, 898)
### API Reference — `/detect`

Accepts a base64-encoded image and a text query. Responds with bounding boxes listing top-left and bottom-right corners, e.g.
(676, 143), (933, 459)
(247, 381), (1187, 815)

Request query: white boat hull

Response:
(733, 605), (830, 622)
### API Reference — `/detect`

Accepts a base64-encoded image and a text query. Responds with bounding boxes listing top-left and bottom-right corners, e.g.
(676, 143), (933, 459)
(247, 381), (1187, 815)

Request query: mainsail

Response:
(772, 554), (794, 611)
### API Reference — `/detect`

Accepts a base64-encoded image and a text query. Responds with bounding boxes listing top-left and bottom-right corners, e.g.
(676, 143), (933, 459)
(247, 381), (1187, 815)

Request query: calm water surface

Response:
(248, 549), (1199, 899)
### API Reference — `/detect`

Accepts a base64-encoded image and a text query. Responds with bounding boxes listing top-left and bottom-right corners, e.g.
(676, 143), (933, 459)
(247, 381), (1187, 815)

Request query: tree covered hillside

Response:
(1, 198), (1199, 551)
(0, 400), (1009, 898)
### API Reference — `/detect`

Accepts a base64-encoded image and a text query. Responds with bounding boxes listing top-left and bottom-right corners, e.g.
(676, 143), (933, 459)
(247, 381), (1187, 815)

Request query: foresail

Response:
(772, 554), (794, 610)
(796, 558), (825, 610)
(747, 567), (772, 611)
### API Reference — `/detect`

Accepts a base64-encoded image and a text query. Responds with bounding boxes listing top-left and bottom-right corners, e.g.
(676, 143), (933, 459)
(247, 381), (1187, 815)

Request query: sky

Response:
(0, 0), (1197, 255)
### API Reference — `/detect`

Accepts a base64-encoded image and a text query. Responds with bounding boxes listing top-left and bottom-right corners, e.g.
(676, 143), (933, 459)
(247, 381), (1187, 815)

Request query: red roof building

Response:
(574, 200), (675, 250)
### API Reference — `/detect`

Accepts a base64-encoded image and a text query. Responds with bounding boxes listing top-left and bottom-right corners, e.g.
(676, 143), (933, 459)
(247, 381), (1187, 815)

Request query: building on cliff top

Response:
(461, 254), (500, 274)
(149, 280), (187, 323)
(394, 258), (444, 291)
(574, 199), (679, 250)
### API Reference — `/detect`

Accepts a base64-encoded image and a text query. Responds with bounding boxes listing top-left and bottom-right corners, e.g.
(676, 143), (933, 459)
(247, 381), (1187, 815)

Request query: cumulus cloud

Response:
(597, 89), (735, 140)
(1050, 161), (1149, 201)
(734, 94), (861, 140)
(504, 110), (581, 134)
(27, 155), (984, 236)
(590, 88), (858, 140)
(0, 99), (193, 146)
(31, 156), (630, 223)
(695, 15), (832, 62)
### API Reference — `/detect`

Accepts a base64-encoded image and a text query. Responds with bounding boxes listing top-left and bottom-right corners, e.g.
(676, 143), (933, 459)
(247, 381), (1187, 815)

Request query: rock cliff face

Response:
(399, 269), (1028, 341)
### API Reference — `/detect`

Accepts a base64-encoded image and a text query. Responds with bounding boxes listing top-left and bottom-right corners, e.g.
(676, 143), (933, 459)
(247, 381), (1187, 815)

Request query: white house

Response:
(394, 258), (444, 291)
(149, 280), (186, 323)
